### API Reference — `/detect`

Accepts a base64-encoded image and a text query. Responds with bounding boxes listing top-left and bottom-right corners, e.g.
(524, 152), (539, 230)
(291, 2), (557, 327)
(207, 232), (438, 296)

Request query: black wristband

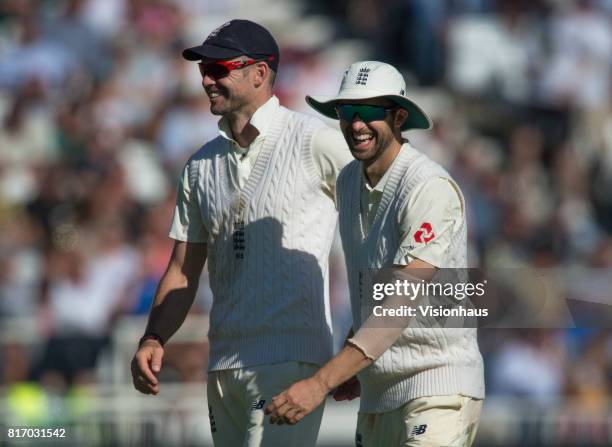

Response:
(139, 333), (164, 347)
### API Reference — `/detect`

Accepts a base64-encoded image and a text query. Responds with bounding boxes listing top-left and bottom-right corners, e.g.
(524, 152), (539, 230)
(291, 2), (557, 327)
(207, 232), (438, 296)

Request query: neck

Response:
(364, 139), (403, 187)
(227, 94), (272, 148)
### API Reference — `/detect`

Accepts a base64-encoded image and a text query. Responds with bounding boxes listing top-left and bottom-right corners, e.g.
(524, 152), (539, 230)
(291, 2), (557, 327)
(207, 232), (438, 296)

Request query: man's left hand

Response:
(265, 376), (329, 425)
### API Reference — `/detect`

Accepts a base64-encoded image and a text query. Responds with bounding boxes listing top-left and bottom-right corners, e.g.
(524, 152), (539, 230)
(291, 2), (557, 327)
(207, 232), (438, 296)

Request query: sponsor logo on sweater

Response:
(414, 222), (435, 243)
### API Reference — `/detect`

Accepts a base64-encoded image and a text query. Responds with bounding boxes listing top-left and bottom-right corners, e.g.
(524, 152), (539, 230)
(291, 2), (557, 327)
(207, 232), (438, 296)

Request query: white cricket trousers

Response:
(207, 361), (325, 447)
(355, 395), (482, 446)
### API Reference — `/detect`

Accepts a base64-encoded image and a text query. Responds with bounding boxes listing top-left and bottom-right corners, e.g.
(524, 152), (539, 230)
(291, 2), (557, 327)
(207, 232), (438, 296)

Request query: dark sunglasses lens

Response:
(337, 105), (386, 122)
(337, 105), (354, 121)
(199, 63), (229, 79)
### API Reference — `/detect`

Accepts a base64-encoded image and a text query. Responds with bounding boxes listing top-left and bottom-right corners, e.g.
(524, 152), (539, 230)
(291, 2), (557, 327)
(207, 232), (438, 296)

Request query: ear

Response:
(394, 108), (408, 130)
(252, 62), (269, 88)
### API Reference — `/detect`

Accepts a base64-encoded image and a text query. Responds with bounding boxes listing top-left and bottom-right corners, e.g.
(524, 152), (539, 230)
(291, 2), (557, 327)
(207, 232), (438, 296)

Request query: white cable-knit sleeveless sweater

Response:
(188, 106), (336, 371)
(337, 144), (485, 413)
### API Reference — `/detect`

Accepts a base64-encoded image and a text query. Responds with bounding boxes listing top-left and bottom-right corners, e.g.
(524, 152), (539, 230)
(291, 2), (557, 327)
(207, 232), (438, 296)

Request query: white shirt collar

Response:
(217, 95), (280, 145)
(362, 168), (389, 194)
(362, 142), (410, 194)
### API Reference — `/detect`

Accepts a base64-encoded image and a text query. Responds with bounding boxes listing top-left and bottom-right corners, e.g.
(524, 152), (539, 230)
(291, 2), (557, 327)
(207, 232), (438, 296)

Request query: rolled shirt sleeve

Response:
(394, 177), (464, 267)
(169, 159), (208, 242)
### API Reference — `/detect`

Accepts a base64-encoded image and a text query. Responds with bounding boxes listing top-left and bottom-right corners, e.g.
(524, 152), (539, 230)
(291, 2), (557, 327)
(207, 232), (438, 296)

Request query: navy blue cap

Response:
(182, 19), (279, 71)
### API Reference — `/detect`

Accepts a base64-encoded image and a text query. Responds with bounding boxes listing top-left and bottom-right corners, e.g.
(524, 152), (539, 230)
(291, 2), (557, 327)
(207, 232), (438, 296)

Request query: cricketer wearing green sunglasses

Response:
(266, 61), (485, 446)
(333, 99), (406, 184)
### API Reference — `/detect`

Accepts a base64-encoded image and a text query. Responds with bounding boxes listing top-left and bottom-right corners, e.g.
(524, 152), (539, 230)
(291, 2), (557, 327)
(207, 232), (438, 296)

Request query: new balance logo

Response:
(252, 399), (266, 410)
(411, 424), (427, 436)
(355, 67), (370, 85)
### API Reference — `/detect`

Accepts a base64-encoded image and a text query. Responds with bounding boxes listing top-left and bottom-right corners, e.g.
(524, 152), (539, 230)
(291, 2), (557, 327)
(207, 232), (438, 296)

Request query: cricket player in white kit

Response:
(130, 20), (351, 446)
(266, 61), (485, 446)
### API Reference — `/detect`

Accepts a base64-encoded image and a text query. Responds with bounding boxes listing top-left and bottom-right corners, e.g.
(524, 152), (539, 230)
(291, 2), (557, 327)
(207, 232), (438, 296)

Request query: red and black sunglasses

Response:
(198, 56), (275, 80)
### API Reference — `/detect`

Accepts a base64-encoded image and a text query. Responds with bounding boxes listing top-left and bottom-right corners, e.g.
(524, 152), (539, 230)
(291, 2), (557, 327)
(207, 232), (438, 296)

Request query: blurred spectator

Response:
(553, 145), (603, 258)
(44, 0), (113, 80)
(565, 331), (609, 413)
(499, 125), (553, 230)
(539, 0), (612, 111)
(384, 0), (448, 85)
(0, 211), (43, 319)
(453, 135), (504, 259)
(156, 91), (217, 169)
(0, 81), (59, 205)
(0, 14), (77, 89)
(129, 196), (175, 315)
(117, 136), (170, 204)
(446, 1), (539, 103)
(34, 217), (139, 386)
(489, 331), (566, 406)
(78, 0), (127, 38)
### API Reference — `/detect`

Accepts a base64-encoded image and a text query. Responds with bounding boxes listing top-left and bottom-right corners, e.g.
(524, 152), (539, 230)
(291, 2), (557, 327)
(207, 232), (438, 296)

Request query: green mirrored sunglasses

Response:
(335, 104), (395, 122)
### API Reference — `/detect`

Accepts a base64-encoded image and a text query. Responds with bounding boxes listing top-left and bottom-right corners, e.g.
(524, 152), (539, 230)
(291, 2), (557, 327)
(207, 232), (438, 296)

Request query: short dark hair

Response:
(267, 68), (276, 87)
(238, 57), (276, 87)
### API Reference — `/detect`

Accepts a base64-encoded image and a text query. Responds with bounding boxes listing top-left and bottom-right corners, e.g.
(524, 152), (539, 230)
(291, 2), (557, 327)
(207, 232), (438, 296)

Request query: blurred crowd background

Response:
(1, 0), (612, 445)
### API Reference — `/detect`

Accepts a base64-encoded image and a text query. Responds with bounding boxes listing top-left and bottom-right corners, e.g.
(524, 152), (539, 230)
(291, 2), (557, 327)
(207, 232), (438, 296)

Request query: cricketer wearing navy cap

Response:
(131, 17), (352, 447)
(182, 19), (280, 72)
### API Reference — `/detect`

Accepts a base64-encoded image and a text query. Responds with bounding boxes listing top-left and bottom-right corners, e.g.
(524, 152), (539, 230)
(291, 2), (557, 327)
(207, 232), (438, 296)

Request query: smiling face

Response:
(337, 98), (406, 165)
(199, 56), (270, 117)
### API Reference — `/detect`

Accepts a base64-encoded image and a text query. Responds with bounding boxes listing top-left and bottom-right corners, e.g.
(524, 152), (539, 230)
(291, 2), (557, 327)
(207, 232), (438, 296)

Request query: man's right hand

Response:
(131, 340), (164, 395)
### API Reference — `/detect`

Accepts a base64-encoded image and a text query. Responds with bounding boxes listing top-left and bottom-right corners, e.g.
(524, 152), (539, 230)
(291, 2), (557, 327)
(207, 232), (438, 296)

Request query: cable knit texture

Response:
(188, 106), (336, 371)
(337, 143), (485, 413)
